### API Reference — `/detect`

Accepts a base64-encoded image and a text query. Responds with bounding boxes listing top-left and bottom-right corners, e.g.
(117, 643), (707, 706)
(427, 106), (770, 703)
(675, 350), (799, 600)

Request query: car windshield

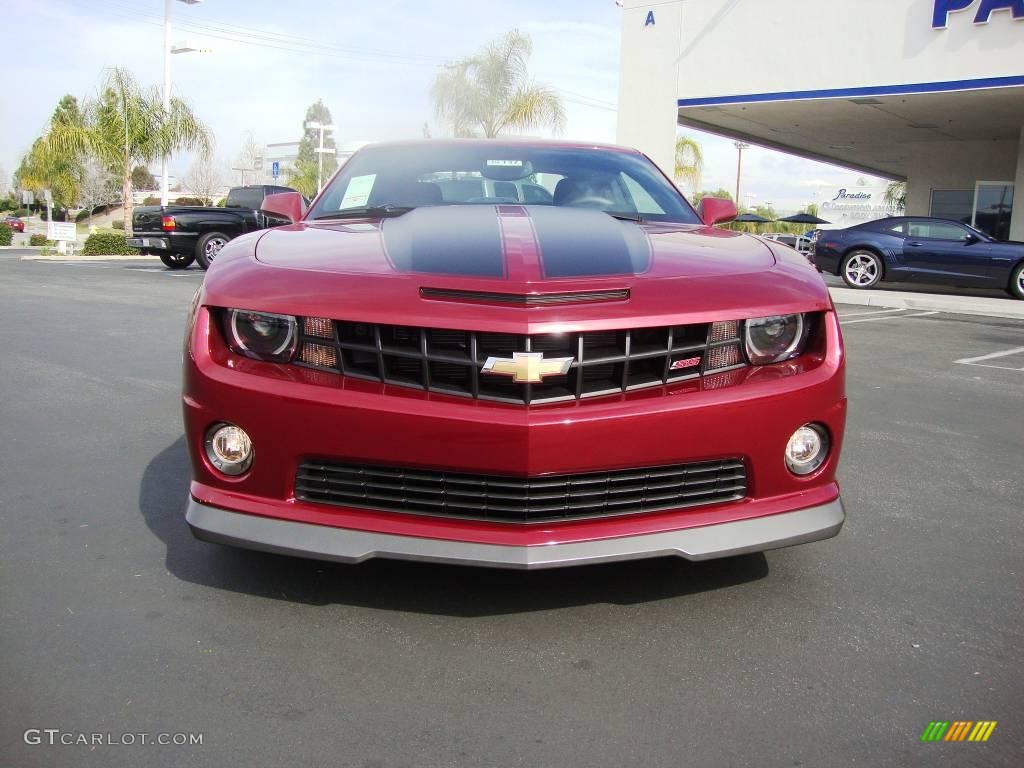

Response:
(307, 142), (701, 224)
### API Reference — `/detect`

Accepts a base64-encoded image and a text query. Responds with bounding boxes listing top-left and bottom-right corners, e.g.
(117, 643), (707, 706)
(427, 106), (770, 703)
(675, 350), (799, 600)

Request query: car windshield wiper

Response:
(311, 205), (415, 220)
(604, 210), (644, 223)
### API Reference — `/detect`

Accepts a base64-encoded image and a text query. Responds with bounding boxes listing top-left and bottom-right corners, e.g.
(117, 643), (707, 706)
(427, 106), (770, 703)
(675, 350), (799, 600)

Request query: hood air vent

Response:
(420, 288), (630, 306)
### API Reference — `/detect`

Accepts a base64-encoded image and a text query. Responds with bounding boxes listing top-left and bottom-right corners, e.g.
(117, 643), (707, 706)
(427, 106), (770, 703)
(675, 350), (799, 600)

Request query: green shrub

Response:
(173, 196), (209, 206)
(40, 208), (68, 222)
(0, 223), (11, 246)
(83, 233), (139, 256)
(111, 220), (125, 230)
(13, 208), (29, 218)
(0, 196), (17, 211)
(142, 196), (160, 206)
(30, 234), (51, 246)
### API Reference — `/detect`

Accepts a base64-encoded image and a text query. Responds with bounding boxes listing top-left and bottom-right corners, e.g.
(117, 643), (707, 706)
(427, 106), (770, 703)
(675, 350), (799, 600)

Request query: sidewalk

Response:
(20, 251), (159, 261)
(828, 285), (1024, 320)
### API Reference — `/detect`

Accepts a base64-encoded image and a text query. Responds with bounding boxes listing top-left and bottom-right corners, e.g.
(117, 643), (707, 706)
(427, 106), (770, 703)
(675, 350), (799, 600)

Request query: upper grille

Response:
(295, 317), (747, 405)
(296, 458), (748, 523)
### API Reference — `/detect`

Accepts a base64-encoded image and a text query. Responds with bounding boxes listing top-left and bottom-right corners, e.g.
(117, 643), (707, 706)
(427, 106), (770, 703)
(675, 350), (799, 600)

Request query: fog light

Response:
(205, 423), (253, 476)
(785, 424), (828, 475)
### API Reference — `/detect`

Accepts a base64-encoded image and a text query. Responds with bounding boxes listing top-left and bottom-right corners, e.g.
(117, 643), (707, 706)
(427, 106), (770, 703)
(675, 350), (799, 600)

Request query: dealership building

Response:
(617, 0), (1024, 240)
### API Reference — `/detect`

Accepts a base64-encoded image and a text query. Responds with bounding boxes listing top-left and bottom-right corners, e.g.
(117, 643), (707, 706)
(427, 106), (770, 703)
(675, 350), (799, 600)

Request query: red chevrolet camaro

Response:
(183, 139), (846, 569)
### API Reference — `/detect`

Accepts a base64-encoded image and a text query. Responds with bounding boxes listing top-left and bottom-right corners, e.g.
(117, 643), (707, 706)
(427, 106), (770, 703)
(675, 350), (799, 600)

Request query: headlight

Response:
(744, 314), (807, 365)
(225, 309), (298, 362)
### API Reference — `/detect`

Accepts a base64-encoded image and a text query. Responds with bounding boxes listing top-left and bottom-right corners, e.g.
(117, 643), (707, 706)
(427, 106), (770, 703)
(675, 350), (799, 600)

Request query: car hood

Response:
(255, 204), (776, 281)
(207, 205), (829, 332)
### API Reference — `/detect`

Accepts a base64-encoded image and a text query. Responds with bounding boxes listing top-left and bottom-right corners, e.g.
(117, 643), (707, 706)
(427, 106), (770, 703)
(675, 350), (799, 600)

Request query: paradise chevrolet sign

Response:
(932, 0), (1024, 28)
(817, 184), (892, 230)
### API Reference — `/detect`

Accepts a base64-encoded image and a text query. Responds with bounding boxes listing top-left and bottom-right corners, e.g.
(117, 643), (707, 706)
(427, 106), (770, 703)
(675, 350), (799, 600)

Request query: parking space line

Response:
(837, 308), (907, 319)
(842, 311), (939, 325)
(954, 346), (1024, 371)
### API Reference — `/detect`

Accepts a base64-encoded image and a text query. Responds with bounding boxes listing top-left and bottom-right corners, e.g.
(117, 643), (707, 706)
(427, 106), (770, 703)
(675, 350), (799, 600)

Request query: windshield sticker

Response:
(340, 174), (377, 209)
(486, 160), (524, 167)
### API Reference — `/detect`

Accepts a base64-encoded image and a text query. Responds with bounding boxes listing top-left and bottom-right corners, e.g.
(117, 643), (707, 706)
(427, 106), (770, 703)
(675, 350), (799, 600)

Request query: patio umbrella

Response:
(733, 212), (773, 223)
(778, 212), (830, 225)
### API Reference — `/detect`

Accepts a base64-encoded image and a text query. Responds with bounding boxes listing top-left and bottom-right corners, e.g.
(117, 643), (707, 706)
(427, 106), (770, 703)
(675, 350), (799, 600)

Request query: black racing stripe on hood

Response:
(527, 206), (651, 278)
(381, 205), (504, 277)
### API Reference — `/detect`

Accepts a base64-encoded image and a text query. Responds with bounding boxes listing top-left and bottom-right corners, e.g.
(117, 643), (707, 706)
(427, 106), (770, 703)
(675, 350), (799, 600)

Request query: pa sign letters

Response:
(933, 0), (1024, 28)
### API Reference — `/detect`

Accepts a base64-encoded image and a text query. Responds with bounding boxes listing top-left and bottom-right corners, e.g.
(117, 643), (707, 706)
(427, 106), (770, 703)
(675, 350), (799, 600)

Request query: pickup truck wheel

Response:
(196, 233), (229, 270)
(159, 252), (196, 270)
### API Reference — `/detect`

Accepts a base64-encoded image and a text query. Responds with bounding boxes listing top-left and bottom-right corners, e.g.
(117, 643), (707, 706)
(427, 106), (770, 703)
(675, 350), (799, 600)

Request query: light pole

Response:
(733, 141), (750, 206)
(305, 121), (336, 193)
(161, 0), (203, 207)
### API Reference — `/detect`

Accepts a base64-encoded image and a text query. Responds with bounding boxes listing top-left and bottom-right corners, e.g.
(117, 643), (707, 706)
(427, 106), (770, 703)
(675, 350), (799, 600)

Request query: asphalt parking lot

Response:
(2, 251), (1022, 768)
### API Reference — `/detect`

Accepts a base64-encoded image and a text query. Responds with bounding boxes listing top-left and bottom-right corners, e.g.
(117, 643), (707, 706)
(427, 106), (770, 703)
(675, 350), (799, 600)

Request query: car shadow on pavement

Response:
(823, 274), (1014, 301)
(140, 438), (769, 617)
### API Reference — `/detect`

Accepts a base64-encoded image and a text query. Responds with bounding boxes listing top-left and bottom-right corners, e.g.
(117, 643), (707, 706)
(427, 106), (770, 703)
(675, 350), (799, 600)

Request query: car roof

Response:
(852, 216), (967, 228)
(355, 138), (642, 154)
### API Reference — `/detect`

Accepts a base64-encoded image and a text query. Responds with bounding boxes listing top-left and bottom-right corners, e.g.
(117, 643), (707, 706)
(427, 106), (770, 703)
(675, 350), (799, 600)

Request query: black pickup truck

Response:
(128, 185), (300, 269)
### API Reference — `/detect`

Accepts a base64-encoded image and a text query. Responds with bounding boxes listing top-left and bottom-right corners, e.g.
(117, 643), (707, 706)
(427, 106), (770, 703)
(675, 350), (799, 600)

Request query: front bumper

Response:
(187, 496), (845, 569)
(184, 306), (846, 565)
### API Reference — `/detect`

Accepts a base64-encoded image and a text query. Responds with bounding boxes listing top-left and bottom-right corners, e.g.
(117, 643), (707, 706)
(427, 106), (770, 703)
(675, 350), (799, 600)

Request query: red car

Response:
(184, 140), (846, 569)
(3, 216), (25, 233)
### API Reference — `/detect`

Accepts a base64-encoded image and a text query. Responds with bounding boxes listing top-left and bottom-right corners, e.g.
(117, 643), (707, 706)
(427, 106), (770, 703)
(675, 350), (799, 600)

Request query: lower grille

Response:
(295, 458), (748, 523)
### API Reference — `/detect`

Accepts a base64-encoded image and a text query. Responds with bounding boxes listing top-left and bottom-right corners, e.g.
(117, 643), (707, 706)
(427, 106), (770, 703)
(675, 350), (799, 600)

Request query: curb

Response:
(829, 286), (1024, 321)
(20, 254), (159, 262)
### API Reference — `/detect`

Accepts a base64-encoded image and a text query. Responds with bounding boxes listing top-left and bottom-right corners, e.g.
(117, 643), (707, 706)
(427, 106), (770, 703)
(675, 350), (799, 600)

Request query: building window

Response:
(973, 183), (1015, 242)
(929, 189), (972, 224)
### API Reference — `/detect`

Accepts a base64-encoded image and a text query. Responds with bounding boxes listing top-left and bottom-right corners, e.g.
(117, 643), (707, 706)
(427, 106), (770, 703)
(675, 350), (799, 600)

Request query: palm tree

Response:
(884, 181), (906, 213)
(17, 138), (82, 212)
(46, 67), (211, 231)
(285, 161), (319, 200)
(674, 135), (703, 194)
(431, 30), (566, 138)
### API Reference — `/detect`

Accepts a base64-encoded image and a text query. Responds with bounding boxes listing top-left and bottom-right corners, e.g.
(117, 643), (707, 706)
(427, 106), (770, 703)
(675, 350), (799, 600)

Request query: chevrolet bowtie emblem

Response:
(481, 352), (574, 384)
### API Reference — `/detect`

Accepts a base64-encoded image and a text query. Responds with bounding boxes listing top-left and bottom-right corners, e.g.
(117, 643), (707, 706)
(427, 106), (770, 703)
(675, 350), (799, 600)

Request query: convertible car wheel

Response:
(196, 233), (229, 270)
(841, 251), (882, 289)
(159, 252), (196, 270)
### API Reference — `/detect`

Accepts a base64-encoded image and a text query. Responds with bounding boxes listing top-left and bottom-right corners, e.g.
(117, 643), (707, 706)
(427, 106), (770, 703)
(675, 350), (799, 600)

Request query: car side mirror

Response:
(261, 192), (305, 224)
(962, 233), (979, 244)
(696, 197), (738, 226)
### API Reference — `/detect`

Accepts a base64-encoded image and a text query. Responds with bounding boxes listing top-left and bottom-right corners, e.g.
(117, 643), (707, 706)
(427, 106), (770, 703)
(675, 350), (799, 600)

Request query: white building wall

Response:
(618, 0), (1024, 190)
(616, 1), (684, 176)
(1012, 127), (1024, 241)
(904, 139), (1019, 216)
(667, 0), (1024, 104)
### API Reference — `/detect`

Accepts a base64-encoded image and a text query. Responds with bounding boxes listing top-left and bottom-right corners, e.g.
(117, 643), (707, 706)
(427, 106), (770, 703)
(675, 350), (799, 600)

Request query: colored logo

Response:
(832, 188), (872, 201)
(671, 356), (702, 370)
(921, 721), (997, 742)
(481, 352), (574, 384)
(933, 0), (1024, 29)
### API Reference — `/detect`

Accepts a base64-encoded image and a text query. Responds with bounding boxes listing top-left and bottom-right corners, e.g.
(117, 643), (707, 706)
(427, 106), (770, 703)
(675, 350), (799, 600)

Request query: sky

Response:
(1, 0), (886, 213)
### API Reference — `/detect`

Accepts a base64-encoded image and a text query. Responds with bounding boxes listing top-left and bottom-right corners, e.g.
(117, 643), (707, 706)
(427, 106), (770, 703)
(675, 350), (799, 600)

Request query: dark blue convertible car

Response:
(813, 217), (1024, 300)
